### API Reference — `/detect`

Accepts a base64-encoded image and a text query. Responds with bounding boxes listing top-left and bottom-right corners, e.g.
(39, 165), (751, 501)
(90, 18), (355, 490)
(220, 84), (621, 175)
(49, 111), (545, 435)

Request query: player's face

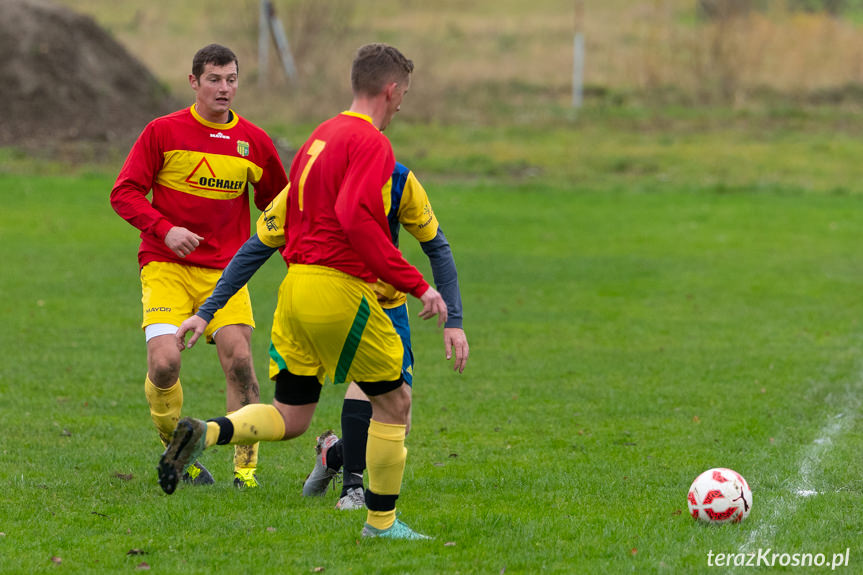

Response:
(190, 62), (238, 124)
(380, 78), (410, 132)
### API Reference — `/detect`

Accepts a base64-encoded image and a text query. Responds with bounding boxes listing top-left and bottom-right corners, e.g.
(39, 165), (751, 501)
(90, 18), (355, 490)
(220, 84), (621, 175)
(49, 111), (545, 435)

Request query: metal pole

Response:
(572, 0), (584, 108)
(573, 32), (584, 108)
(269, 7), (298, 82)
(258, 0), (269, 88)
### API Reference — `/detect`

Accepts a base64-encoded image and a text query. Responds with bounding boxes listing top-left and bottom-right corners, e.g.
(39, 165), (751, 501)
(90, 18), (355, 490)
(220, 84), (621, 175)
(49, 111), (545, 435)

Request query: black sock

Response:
(326, 438), (344, 472)
(340, 398), (372, 494)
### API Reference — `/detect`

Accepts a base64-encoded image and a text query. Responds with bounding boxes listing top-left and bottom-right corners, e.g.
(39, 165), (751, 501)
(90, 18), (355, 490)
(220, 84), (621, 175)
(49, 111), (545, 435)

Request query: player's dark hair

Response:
(351, 43), (413, 97)
(192, 44), (239, 80)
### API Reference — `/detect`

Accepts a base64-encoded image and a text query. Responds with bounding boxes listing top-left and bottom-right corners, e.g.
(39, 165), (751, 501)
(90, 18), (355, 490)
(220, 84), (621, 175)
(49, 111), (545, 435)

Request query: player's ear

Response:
(189, 74), (199, 90)
(384, 81), (397, 101)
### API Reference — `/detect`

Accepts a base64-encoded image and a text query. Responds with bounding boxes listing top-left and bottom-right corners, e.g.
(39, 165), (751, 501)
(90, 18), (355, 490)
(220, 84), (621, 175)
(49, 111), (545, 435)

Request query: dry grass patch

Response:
(51, 0), (863, 122)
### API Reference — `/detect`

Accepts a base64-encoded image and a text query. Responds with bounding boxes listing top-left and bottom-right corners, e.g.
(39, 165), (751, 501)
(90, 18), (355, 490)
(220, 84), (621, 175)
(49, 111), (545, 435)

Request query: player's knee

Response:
(360, 380), (410, 422)
(282, 415), (311, 439)
(388, 384), (412, 419)
(147, 355), (180, 387)
(227, 357), (259, 399)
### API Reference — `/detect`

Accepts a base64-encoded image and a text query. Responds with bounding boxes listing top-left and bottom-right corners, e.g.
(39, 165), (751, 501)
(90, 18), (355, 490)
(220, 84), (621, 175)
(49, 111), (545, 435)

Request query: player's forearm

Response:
(197, 234), (278, 322)
(421, 229), (463, 329)
(110, 131), (169, 238)
(110, 183), (172, 238)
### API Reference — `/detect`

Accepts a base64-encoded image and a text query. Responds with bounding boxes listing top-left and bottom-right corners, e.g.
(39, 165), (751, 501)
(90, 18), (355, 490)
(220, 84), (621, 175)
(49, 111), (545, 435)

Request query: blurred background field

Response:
(0, 0), (854, 196)
(53, 0), (863, 125)
(3, 2), (863, 573)
(4, 0), (863, 198)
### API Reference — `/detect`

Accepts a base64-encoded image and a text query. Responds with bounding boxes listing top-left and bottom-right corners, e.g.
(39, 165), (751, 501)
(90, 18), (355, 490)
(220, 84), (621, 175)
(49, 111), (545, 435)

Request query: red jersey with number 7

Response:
(283, 112), (428, 299)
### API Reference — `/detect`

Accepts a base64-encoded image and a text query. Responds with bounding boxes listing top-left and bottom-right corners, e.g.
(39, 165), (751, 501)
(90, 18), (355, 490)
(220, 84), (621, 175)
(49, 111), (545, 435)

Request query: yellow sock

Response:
(144, 376), (182, 446)
(365, 419), (407, 530)
(234, 444), (259, 471)
(228, 410), (260, 472)
(204, 403), (285, 448)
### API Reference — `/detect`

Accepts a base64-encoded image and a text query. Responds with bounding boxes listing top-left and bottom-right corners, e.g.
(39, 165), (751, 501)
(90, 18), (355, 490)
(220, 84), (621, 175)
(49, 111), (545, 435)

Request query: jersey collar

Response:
(341, 111), (375, 126)
(190, 105), (239, 129)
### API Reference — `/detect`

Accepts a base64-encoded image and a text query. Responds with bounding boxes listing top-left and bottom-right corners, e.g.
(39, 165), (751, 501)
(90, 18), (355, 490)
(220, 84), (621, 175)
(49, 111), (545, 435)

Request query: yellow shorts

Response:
(268, 265), (403, 385)
(141, 261), (254, 341)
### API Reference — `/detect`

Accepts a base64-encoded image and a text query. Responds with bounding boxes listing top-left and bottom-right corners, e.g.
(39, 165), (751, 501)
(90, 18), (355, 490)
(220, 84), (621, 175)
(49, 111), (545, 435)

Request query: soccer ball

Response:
(687, 468), (752, 524)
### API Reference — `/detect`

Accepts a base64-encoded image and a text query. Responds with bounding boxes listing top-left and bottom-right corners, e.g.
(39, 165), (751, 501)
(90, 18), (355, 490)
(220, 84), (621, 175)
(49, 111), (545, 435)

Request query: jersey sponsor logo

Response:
(417, 204), (435, 229)
(237, 140), (250, 157)
(418, 216), (434, 229)
(157, 150), (258, 200)
(185, 157), (246, 192)
(261, 201), (281, 232)
(263, 215), (279, 232)
(210, 132), (230, 139)
(145, 306), (172, 313)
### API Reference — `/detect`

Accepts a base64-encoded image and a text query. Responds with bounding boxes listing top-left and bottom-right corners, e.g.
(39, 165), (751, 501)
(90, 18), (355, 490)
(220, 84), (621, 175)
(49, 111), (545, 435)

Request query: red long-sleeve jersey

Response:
(111, 105), (287, 270)
(283, 112), (428, 298)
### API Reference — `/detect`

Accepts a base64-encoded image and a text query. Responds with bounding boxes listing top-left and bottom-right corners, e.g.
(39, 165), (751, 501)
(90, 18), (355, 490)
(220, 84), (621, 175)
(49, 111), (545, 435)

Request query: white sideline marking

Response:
(742, 371), (863, 553)
(795, 490), (819, 497)
(797, 416), (844, 497)
(743, 410), (851, 551)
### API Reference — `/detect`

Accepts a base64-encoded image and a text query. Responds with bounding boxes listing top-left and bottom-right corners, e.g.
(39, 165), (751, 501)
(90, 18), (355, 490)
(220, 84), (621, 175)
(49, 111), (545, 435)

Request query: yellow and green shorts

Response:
(268, 264), (403, 386)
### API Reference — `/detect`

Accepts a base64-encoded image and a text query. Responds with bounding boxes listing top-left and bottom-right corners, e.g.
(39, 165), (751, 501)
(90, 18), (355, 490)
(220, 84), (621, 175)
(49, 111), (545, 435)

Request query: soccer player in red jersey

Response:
(300, 162), (470, 510)
(168, 160), (470, 512)
(160, 43), (446, 540)
(110, 44), (287, 489)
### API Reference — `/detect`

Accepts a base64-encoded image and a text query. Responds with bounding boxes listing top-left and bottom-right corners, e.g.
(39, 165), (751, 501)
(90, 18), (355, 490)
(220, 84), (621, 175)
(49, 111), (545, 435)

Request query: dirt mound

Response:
(0, 0), (180, 148)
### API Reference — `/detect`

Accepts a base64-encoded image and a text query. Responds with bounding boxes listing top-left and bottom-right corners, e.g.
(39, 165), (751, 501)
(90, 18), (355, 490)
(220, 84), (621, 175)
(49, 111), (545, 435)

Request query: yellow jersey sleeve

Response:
(256, 183), (290, 248)
(398, 171), (439, 242)
(374, 169), (441, 308)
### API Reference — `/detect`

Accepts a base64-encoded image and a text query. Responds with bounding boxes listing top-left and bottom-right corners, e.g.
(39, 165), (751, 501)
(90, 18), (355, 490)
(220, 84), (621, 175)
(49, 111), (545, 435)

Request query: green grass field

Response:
(2, 110), (863, 573)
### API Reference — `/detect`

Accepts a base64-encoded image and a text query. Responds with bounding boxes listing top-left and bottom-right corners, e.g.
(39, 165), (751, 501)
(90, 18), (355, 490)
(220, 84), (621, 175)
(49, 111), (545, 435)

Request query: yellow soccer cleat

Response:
(182, 461), (215, 486)
(233, 467), (260, 488)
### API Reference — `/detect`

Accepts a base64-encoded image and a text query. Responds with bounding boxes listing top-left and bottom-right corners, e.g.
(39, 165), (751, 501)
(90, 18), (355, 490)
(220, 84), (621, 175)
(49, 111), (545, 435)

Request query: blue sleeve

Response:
(420, 228), (463, 329)
(197, 234), (279, 323)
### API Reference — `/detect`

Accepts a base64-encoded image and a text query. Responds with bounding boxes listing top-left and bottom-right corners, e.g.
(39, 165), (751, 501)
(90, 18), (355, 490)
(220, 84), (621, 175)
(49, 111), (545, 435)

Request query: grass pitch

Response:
(2, 115), (863, 573)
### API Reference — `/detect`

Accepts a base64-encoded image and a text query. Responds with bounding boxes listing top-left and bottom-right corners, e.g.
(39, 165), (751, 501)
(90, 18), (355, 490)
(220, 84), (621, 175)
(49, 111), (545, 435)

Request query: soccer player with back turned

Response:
(178, 160), (471, 511)
(301, 161), (470, 510)
(110, 44), (287, 488)
(160, 43), (446, 540)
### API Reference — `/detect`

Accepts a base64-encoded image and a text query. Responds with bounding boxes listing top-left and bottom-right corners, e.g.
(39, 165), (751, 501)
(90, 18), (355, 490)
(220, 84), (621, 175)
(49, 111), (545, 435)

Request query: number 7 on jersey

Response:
(297, 139), (326, 211)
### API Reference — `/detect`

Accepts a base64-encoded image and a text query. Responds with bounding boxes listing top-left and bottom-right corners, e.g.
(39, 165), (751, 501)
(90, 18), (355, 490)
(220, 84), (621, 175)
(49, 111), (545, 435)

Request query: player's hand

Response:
(165, 226), (204, 258)
(444, 327), (469, 373)
(175, 315), (208, 351)
(417, 286), (447, 327)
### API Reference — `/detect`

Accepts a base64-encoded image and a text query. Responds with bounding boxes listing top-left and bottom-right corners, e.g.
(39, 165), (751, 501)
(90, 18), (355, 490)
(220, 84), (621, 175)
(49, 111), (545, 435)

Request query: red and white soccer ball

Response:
(687, 468), (752, 524)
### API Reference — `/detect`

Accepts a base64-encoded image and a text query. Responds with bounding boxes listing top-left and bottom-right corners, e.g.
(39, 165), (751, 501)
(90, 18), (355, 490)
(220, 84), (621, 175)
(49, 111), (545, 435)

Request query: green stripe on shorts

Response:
(269, 341), (288, 373)
(334, 295), (371, 384)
